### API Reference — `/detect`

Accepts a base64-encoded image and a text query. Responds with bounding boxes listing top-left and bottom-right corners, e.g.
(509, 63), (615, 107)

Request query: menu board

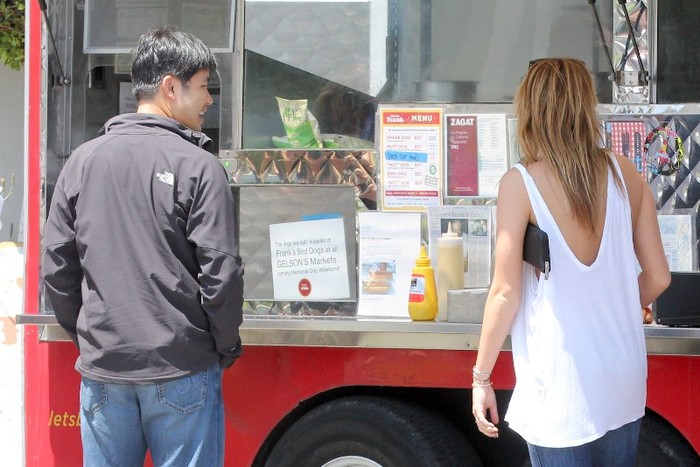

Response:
(379, 108), (443, 211)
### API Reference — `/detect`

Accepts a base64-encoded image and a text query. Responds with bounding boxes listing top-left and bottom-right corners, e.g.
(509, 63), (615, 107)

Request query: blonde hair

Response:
(515, 58), (621, 232)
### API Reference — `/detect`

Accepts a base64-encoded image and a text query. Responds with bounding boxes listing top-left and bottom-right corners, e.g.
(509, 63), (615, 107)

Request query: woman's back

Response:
(524, 158), (607, 266)
(508, 154), (651, 447)
(524, 151), (665, 304)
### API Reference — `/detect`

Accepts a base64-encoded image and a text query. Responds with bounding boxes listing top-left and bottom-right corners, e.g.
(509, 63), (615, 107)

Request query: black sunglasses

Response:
(528, 58), (547, 69)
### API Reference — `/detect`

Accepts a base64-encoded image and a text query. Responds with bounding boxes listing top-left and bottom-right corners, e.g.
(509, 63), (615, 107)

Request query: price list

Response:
(379, 108), (443, 210)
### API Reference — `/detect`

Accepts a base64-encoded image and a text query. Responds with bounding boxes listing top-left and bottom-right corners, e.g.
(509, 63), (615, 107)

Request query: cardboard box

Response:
(447, 288), (488, 323)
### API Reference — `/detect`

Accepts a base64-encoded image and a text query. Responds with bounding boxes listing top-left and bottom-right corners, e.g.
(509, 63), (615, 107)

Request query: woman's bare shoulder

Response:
(613, 152), (638, 175)
(612, 152), (647, 221)
(497, 166), (531, 218)
(500, 165), (527, 189)
(612, 153), (643, 193)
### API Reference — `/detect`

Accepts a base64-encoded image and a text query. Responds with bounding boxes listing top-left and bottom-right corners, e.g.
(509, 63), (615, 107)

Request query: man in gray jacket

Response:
(42, 28), (243, 466)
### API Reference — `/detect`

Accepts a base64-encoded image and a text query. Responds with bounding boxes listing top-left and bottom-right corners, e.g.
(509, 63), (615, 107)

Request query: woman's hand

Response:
(472, 384), (500, 438)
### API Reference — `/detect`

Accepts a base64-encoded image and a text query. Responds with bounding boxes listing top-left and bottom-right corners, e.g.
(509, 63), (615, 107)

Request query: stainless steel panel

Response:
(224, 148), (377, 317)
(612, 0), (651, 104)
(234, 184), (358, 302)
(17, 314), (700, 356)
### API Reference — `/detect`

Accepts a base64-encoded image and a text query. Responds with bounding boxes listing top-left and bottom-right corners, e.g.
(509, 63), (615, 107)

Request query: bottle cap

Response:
(438, 222), (463, 246)
(416, 244), (431, 267)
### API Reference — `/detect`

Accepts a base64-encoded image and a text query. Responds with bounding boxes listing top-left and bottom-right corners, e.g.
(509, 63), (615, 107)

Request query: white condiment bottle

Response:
(436, 223), (465, 321)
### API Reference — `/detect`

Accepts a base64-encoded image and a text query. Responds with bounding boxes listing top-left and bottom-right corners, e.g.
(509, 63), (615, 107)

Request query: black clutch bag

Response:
(523, 223), (551, 279)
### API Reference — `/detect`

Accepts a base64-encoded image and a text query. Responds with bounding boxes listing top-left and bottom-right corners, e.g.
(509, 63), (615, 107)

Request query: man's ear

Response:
(162, 75), (176, 99)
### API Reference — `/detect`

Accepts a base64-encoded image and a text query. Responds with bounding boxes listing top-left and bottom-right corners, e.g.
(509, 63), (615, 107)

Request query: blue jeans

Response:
(527, 418), (642, 467)
(80, 364), (224, 467)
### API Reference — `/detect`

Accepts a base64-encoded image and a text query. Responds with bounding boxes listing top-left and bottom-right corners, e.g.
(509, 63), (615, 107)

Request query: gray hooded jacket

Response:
(43, 113), (244, 383)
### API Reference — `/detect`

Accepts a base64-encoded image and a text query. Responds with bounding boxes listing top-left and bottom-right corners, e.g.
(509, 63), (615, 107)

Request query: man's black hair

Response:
(131, 27), (217, 101)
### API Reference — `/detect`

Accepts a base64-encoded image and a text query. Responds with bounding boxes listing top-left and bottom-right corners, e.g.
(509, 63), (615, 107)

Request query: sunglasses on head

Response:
(528, 58), (547, 69)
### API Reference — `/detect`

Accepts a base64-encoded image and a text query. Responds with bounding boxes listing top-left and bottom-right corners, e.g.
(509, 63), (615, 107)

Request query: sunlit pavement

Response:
(0, 242), (24, 467)
(0, 319), (22, 467)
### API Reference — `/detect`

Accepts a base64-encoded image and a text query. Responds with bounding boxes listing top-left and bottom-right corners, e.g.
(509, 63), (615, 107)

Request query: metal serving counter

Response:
(15, 314), (700, 356)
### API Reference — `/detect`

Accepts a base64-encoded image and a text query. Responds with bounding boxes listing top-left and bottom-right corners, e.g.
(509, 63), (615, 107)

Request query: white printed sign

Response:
(269, 218), (350, 300)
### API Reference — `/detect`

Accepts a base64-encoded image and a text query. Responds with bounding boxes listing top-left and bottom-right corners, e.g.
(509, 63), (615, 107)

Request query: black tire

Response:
(264, 395), (483, 467)
(637, 412), (700, 466)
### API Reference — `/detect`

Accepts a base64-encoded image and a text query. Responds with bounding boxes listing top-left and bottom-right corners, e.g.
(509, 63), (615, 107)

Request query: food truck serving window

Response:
(240, 0), (615, 149)
(84, 0), (234, 53)
(242, 0), (381, 149)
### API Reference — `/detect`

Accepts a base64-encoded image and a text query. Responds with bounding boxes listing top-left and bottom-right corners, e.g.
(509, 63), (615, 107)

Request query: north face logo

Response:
(156, 171), (174, 186)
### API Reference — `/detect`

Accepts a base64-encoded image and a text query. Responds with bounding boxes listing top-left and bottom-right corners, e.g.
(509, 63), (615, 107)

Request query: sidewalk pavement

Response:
(0, 317), (22, 467)
(0, 241), (24, 466)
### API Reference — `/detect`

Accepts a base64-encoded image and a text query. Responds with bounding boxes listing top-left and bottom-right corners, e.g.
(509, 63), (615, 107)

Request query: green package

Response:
(275, 97), (322, 149)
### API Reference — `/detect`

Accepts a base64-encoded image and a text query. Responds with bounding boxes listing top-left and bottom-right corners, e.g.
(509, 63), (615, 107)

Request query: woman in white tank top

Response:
(471, 58), (670, 466)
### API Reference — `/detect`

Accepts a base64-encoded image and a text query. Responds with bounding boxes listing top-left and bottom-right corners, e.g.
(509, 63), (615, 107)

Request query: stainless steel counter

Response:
(15, 314), (700, 356)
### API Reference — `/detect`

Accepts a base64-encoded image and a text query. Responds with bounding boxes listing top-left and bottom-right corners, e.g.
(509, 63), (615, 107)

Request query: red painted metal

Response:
(647, 355), (700, 450)
(21, 338), (700, 467)
(22, 0), (67, 465)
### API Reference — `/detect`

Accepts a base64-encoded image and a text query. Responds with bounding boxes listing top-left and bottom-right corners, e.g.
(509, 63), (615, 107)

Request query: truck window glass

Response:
(240, 0), (614, 149)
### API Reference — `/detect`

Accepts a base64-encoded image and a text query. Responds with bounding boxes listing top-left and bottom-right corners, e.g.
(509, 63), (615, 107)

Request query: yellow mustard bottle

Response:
(408, 244), (438, 321)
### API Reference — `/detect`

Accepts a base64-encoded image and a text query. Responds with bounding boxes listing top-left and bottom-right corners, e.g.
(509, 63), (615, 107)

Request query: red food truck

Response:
(17, 0), (700, 465)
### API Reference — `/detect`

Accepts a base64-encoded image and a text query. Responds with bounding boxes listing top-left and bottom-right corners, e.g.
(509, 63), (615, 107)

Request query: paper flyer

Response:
(476, 114), (509, 198)
(357, 211), (422, 318)
(657, 214), (695, 271)
(428, 205), (494, 288)
(119, 82), (137, 114)
(269, 217), (350, 300)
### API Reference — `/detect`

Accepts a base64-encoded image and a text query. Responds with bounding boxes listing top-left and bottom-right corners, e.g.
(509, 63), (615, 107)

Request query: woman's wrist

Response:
(472, 366), (492, 386)
(472, 366), (492, 381)
(471, 380), (493, 388)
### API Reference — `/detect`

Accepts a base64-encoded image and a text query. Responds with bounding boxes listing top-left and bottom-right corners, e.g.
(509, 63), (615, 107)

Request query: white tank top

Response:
(505, 158), (647, 447)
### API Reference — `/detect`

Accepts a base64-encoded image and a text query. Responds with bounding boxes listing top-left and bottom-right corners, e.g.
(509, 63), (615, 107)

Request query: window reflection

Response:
(241, 0), (614, 149)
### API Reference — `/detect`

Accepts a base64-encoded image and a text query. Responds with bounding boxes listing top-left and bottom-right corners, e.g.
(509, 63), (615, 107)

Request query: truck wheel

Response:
(264, 395), (483, 467)
(637, 412), (700, 466)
